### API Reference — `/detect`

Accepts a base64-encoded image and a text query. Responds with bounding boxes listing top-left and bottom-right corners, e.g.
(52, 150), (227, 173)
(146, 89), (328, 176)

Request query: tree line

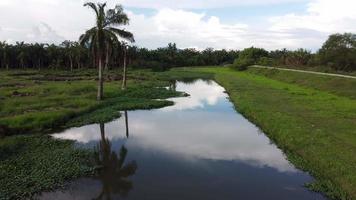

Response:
(0, 41), (239, 71)
(0, 26), (355, 72)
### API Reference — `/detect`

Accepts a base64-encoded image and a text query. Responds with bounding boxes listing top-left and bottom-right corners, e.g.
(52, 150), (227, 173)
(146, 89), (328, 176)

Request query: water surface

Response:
(40, 80), (326, 200)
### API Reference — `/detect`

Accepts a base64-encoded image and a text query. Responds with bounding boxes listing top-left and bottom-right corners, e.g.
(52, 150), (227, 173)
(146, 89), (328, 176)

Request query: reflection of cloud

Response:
(53, 80), (296, 173)
(162, 80), (227, 111)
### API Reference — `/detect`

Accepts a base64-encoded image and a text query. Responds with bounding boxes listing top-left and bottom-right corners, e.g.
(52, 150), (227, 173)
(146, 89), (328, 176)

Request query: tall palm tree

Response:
(80, 2), (134, 100)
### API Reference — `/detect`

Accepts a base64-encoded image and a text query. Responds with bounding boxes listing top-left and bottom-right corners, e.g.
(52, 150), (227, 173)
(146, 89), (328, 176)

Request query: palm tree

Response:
(80, 2), (134, 101)
(61, 40), (75, 71)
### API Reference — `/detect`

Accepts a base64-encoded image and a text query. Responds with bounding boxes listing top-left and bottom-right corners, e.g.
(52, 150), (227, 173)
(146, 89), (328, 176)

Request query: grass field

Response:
(0, 67), (355, 199)
(184, 67), (355, 200)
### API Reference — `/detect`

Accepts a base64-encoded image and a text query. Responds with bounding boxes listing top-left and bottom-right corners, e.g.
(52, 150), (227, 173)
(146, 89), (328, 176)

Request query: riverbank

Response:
(190, 67), (356, 200)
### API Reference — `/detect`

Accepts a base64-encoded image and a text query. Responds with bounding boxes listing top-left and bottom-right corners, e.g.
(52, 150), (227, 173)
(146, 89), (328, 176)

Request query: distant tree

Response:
(79, 2), (134, 100)
(232, 47), (269, 70)
(286, 49), (311, 66)
(319, 33), (356, 71)
(61, 41), (76, 71)
(0, 41), (10, 70)
(32, 43), (46, 70)
(240, 47), (269, 64)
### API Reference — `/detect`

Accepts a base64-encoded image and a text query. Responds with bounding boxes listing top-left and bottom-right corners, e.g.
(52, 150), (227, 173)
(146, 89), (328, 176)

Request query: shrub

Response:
(257, 57), (274, 66)
(232, 57), (254, 71)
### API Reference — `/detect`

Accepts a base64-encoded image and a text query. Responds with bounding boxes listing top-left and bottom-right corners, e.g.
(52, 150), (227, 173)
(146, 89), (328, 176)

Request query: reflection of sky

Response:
(54, 80), (296, 173)
(161, 80), (227, 111)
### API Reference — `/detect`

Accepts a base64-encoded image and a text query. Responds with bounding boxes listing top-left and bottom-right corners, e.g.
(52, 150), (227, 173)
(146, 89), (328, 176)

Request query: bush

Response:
(232, 57), (254, 71)
(257, 57), (274, 66)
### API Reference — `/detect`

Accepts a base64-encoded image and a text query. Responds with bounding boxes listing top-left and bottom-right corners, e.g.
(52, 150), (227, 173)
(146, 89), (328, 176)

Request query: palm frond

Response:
(105, 5), (129, 27)
(107, 28), (135, 43)
(84, 2), (99, 17)
(79, 27), (97, 46)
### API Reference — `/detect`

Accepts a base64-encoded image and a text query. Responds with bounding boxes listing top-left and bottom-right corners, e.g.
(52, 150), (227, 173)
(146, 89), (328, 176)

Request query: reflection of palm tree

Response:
(168, 81), (177, 91)
(124, 111), (129, 138)
(94, 123), (137, 200)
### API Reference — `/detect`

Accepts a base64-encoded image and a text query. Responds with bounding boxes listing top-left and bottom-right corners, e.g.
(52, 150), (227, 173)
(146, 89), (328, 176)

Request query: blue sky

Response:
(0, 0), (355, 50)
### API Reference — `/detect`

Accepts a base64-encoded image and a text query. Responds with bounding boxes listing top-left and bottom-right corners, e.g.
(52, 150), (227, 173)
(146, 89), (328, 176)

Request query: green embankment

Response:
(247, 67), (356, 99)
(187, 67), (355, 200)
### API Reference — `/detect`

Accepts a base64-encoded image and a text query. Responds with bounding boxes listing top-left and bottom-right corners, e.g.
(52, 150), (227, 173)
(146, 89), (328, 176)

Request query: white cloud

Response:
(268, 0), (356, 49)
(120, 0), (306, 9)
(0, 0), (355, 50)
(127, 8), (249, 49)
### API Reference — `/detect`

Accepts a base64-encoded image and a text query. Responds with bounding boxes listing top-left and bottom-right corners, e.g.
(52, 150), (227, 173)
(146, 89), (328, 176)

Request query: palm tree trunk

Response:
(69, 56), (73, 71)
(38, 58), (41, 71)
(121, 47), (127, 90)
(105, 45), (109, 71)
(97, 56), (104, 101)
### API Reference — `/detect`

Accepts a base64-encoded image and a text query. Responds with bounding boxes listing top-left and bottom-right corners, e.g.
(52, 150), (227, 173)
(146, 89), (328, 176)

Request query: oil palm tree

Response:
(80, 2), (134, 100)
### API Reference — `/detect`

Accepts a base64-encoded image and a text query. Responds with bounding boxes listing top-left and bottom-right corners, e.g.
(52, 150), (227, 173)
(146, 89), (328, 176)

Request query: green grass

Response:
(247, 67), (356, 99)
(185, 67), (356, 200)
(0, 69), (185, 134)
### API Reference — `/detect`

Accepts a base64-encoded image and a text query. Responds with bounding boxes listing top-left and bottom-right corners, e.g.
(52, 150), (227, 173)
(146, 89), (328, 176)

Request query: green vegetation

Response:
(0, 69), (184, 134)
(0, 135), (93, 200)
(319, 33), (356, 72)
(183, 67), (355, 200)
(232, 47), (269, 71)
(2, 33), (356, 75)
(247, 67), (356, 99)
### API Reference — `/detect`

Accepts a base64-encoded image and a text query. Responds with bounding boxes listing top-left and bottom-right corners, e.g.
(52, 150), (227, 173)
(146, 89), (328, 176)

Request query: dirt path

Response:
(251, 65), (356, 79)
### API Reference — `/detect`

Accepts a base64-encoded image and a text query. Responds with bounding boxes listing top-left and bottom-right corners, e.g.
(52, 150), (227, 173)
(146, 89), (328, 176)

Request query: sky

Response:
(0, 0), (356, 50)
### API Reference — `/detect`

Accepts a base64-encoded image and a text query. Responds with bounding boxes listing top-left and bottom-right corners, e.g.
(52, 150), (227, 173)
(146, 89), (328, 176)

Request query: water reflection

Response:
(94, 123), (137, 199)
(54, 80), (295, 172)
(46, 80), (326, 200)
(124, 111), (129, 138)
(161, 80), (226, 111)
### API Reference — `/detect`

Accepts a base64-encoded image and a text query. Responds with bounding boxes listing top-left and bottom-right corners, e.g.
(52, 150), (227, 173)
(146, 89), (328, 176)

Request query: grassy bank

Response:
(185, 67), (355, 200)
(247, 67), (356, 99)
(0, 69), (213, 199)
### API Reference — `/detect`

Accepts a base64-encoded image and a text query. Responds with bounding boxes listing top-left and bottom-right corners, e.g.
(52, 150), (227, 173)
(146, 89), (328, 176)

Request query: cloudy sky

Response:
(0, 0), (356, 50)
